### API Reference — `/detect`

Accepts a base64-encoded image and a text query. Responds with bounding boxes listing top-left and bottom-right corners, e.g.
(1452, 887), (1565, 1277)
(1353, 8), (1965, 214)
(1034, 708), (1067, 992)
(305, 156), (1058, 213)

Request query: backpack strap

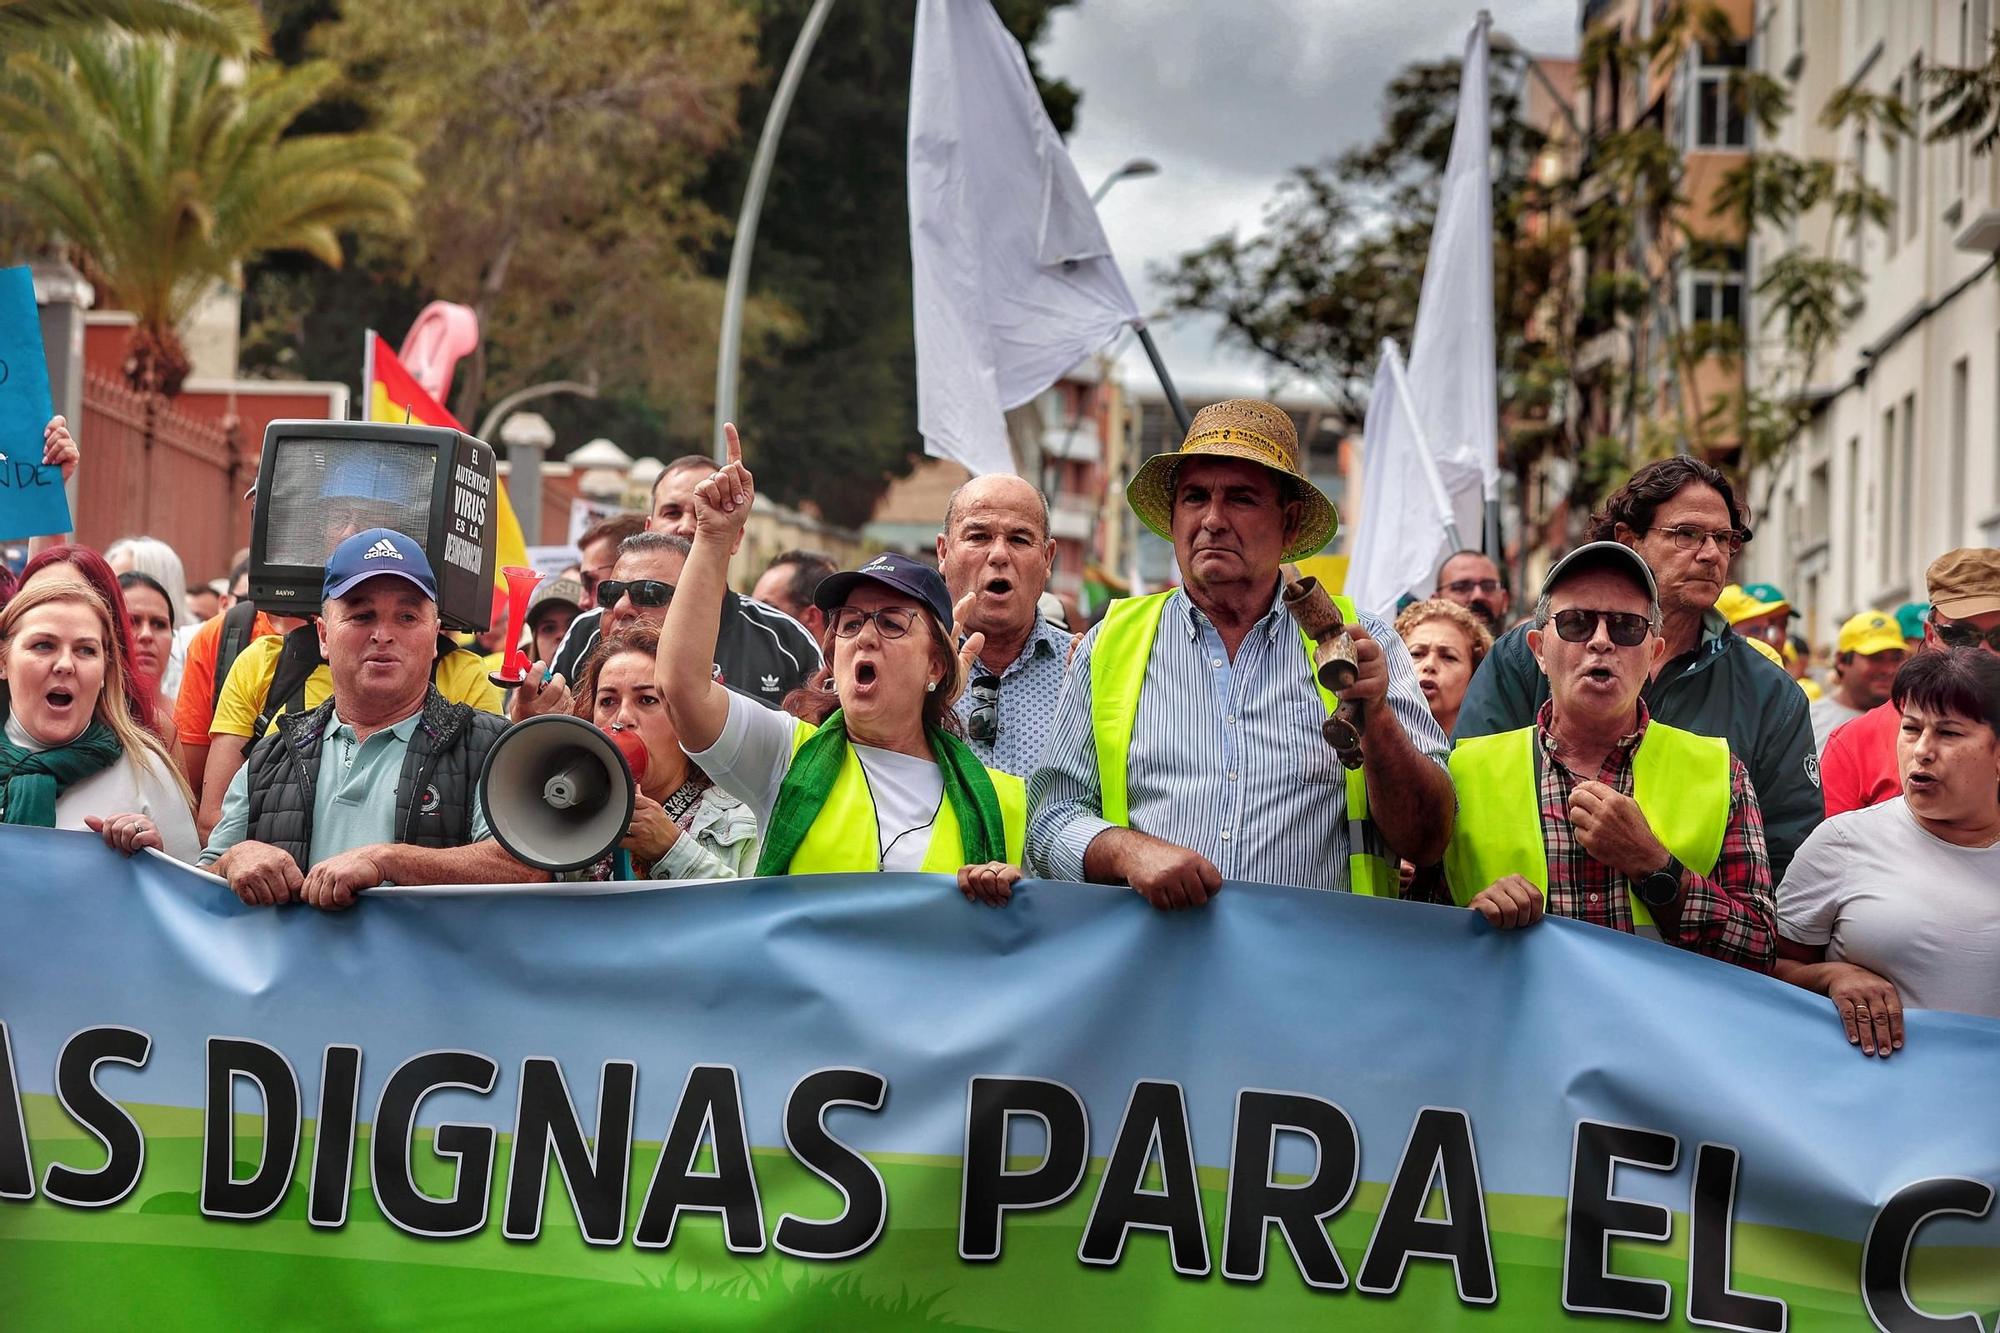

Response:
(211, 599), (262, 715)
(255, 624), (327, 736)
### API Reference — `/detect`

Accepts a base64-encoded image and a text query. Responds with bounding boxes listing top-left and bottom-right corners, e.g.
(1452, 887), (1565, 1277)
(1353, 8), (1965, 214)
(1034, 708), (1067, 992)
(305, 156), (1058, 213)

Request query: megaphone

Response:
(479, 714), (637, 872)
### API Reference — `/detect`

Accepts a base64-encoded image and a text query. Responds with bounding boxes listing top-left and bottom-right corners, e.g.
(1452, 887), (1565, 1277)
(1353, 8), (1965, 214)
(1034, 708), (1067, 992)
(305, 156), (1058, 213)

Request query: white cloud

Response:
(1039, 0), (1578, 400)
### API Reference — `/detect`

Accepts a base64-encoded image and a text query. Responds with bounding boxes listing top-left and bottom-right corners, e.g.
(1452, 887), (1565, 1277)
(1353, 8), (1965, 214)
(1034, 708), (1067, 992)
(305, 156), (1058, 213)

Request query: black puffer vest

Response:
(242, 686), (507, 866)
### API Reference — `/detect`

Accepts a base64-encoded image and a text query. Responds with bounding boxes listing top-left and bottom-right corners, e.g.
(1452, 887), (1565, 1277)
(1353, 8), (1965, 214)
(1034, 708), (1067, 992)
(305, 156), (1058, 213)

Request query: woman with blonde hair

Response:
(0, 581), (198, 860)
(1393, 598), (1493, 738)
(562, 623), (759, 881)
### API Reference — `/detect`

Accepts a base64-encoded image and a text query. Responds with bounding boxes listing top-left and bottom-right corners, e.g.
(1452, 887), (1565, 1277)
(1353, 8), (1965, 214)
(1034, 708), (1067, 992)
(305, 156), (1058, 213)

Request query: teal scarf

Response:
(0, 720), (123, 828)
(755, 709), (1006, 876)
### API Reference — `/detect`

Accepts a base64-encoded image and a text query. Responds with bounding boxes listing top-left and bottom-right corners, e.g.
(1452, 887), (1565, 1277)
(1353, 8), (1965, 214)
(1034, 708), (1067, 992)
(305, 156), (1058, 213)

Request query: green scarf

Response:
(756, 709), (1007, 876)
(0, 719), (123, 828)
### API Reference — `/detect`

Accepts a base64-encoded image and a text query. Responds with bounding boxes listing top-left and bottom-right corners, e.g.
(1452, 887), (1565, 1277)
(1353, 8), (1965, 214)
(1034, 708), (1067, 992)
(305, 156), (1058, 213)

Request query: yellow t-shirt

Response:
(209, 634), (504, 739)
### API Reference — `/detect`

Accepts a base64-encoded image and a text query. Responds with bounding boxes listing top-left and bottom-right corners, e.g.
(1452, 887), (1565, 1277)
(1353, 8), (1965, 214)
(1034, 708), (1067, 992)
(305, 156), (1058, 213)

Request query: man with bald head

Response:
(936, 473), (1071, 777)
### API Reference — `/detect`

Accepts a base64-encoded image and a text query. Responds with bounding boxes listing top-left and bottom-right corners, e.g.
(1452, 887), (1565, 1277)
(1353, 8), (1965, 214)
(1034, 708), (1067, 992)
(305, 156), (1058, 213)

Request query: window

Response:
(1898, 391), (1916, 583)
(1848, 434), (1864, 600)
(1958, 3), (1973, 199)
(1907, 57), (1923, 241)
(1683, 250), (1746, 327)
(1690, 42), (1749, 148)
(1878, 405), (1895, 586)
(1885, 78), (1902, 256)
(1951, 358), (1969, 547)
(1853, 127), (1870, 267)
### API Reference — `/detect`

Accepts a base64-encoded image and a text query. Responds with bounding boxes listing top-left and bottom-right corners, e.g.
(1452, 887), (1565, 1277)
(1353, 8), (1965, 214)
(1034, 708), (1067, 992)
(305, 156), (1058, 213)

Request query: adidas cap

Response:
(323, 527), (439, 603)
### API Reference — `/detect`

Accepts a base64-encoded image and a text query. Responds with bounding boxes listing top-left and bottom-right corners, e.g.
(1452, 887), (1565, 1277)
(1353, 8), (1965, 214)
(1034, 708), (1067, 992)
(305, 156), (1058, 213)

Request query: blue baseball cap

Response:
(814, 551), (953, 629)
(323, 528), (438, 603)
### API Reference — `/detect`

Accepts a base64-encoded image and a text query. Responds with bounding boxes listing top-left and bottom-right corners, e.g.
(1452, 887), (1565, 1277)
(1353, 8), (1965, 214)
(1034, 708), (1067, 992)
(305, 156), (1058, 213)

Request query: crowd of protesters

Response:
(4, 402), (1997, 1056)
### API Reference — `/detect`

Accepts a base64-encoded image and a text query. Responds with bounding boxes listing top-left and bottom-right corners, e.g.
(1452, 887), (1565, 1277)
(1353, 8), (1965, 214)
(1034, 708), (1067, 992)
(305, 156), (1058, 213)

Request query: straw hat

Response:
(1125, 399), (1337, 562)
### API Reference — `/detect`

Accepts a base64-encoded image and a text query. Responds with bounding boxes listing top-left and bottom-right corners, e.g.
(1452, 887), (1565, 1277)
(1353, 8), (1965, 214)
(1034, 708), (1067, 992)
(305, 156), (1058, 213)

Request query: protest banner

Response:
(1, 825), (1995, 1330)
(0, 265), (71, 541)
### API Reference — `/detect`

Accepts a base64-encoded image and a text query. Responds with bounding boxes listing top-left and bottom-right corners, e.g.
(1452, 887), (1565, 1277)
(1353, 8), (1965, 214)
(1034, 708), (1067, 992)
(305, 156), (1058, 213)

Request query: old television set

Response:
(247, 420), (498, 632)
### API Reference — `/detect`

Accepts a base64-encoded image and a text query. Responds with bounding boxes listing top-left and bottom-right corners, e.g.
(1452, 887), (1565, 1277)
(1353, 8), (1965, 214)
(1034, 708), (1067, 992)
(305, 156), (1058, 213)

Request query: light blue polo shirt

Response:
(201, 706), (491, 870)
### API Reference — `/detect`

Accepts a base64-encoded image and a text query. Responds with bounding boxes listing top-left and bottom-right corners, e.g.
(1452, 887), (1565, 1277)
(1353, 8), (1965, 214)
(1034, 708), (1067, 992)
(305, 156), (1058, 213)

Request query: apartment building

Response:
(1739, 0), (2000, 649)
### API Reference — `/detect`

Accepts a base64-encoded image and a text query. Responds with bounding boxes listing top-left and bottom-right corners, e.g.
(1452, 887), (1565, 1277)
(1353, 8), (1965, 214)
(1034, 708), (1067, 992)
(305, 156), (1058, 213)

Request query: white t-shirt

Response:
(1777, 796), (2000, 1018)
(5, 715), (201, 863)
(689, 693), (945, 873)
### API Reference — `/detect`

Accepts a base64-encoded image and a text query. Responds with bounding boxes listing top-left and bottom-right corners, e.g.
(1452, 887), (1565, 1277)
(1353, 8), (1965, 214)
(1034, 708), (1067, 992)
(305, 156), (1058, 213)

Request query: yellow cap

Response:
(1836, 610), (1907, 657)
(1717, 583), (1789, 625)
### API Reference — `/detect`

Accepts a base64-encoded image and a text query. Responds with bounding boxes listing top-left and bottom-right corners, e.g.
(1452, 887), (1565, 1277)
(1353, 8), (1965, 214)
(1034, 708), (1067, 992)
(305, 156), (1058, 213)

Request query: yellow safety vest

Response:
(781, 720), (1027, 874)
(1441, 720), (1731, 928)
(1087, 590), (1392, 896)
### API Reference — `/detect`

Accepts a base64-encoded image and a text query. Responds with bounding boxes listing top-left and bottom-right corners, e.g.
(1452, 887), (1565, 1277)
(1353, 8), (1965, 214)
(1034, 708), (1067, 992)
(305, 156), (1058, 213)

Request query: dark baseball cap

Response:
(813, 551), (953, 628)
(1539, 541), (1659, 609)
(323, 527), (438, 603)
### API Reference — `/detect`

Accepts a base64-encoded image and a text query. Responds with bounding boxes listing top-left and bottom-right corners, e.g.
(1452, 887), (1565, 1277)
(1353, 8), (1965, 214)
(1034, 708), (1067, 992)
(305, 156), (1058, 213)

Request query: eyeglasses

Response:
(1443, 578), (1501, 597)
(832, 606), (920, 639)
(596, 579), (673, 610)
(967, 674), (1000, 743)
(1650, 525), (1746, 555)
(1550, 608), (1653, 647)
(1932, 616), (2000, 652)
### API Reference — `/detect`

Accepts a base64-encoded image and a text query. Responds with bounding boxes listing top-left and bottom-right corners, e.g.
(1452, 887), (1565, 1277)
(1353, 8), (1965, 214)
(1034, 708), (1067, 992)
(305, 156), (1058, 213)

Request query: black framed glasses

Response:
(832, 607), (919, 639)
(1551, 608), (1652, 647)
(1442, 578), (1502, 597)
(967, 673), (1000, 743)
(1932, 616), (2000, 652)
(1651, 524), (1746, 555)
(596, 579), (674, 610)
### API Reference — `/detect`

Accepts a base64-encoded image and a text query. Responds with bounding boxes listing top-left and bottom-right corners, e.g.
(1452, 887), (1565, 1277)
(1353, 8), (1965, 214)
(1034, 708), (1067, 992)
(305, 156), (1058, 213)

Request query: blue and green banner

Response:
(1, 824), (1996, 1329)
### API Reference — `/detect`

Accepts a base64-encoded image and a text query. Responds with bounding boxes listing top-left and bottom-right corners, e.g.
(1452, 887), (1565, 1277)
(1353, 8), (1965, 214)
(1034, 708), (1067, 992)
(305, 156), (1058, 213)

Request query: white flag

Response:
(908, 0), (1141, 476)
(1346, 343), (1462, 618)
(1405, 11), (1499, 547)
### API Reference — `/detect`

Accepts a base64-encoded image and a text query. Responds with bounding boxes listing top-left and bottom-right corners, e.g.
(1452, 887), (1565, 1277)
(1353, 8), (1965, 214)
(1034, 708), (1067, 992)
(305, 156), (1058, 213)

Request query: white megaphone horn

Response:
(478, 714), (638, 872)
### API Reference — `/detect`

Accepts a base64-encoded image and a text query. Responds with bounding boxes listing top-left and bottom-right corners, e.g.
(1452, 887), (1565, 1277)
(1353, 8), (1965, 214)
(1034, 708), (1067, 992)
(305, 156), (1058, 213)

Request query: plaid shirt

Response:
(1535, 701), (1776, 972)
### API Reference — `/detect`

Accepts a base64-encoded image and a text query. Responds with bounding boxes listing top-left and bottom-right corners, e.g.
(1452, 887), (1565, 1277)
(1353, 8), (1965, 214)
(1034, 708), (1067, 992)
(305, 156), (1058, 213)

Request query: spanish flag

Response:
(363, 331), (531, 589)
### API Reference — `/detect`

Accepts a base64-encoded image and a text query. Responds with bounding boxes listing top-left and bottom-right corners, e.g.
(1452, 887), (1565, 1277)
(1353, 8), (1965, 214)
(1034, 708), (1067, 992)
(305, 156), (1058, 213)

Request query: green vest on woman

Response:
(1441, 719), (1731, 927)
(1087, 590), (1393, 896)
(779, 720), (1027, 874)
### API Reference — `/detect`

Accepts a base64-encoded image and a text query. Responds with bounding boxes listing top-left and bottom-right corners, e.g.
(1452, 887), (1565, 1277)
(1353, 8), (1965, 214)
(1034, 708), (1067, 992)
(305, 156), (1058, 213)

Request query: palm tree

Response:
(0, 33), (419, 393)
(0, 0), (263, 56)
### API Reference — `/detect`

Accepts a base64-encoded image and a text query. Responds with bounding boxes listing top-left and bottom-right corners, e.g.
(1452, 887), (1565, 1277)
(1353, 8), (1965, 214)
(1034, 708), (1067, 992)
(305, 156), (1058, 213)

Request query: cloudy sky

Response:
(1038, 0), (1579, 401)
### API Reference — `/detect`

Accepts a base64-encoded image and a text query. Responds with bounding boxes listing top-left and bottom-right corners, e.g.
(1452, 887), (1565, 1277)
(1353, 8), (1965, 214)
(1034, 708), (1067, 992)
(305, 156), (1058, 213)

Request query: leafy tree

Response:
(311, 0), (768, 432)
(0, 0), (263, 54)
(0, 30), (419, 393)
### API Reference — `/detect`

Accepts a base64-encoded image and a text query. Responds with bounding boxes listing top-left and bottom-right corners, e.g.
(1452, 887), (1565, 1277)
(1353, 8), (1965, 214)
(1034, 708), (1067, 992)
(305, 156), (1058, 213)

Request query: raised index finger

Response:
(723, 422), (742, 467)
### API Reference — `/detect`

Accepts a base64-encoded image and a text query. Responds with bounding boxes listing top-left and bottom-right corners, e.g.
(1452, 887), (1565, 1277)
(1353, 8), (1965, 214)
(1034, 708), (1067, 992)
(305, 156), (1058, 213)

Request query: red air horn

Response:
(487, 565), (544, 688)
(608, 726), (650, 787)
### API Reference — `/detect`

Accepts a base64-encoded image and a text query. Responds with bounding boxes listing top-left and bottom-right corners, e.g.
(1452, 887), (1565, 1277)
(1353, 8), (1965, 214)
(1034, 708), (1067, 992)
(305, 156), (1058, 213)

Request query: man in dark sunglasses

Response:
(1438, 542), (1776, 970)
(1822, 547), (2000, 816)
(519, 528), (822, 723)
(1454, 456), (1823, 885)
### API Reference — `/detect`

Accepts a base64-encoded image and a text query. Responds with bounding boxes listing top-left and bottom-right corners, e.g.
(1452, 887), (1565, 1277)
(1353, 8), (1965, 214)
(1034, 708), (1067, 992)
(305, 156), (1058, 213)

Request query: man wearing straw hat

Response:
(1027, 400), (1453, 905)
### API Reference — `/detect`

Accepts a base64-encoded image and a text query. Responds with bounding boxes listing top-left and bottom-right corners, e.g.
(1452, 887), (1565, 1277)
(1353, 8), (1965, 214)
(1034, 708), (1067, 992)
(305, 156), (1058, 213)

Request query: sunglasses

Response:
(967, 673), (1000, 743)
(832, 606), (920, 639)
(1550, 608), (1652, 647)
(1932, 617), (2000, 652)
(596, 579), (673, 610)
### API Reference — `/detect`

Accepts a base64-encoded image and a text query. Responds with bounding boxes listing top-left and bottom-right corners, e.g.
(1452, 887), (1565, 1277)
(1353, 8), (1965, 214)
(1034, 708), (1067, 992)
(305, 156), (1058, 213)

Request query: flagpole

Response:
(1132, 320), (1191, 435)
(1383, 341), (1463, 551)
(713, 0), (837, 462)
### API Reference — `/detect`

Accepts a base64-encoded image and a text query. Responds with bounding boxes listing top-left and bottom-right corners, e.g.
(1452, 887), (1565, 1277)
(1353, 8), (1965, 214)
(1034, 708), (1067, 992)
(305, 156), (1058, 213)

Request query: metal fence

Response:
(77, 372), (248, 582)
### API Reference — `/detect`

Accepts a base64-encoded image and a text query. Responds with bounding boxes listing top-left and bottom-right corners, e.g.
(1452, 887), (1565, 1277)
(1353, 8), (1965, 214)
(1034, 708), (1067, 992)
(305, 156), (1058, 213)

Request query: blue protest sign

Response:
(0, 265), (70, 539)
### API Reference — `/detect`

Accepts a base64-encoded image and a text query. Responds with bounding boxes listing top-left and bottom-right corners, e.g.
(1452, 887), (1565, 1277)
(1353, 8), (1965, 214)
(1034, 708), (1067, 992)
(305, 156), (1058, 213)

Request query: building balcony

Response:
(1049, 494), (1099, 544)
(1039, 423), (1103, 464)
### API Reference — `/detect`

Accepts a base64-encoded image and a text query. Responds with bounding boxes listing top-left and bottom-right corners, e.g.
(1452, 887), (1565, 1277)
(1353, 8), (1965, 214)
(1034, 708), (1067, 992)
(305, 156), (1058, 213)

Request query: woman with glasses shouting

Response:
(658, 426), (1027, 905)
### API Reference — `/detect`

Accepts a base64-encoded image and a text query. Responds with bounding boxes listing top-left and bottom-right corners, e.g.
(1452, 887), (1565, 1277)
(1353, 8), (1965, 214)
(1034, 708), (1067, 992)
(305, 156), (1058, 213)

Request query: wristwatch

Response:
(1635, 854), (1684, 909)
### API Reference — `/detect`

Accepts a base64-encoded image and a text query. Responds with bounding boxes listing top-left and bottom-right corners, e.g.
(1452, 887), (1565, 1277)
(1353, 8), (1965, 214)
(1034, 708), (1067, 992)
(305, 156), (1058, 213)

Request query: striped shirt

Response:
(952, 616), (1076, 778)
(1026, 586), (1448, 891)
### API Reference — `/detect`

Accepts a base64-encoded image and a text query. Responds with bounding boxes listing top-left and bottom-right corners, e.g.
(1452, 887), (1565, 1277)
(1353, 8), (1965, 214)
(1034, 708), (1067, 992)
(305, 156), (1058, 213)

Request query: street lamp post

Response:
(1090, 157), (1190, 436)
(498, 412), (557, 545)
(713, 0), (839, 462)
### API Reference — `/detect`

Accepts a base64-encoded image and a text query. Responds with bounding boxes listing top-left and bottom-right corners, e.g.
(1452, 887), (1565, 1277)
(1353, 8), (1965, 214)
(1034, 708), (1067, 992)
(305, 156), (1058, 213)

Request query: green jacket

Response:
(1451, 611), (1821, 882)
